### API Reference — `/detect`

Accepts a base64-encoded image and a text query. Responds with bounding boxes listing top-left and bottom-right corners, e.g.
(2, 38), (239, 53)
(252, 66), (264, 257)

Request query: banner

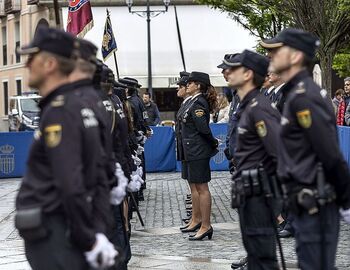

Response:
(66, 0), (94, 38)
(102, 11), (118, 61)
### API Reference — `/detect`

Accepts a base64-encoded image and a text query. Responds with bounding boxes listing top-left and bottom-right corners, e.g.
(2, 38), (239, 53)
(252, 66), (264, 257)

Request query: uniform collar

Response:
(38, 83), (74, 110)
(239, 88), (260, 110)
(191, 93), (202, 100)
(282, 69), (309, 96)
(69, 79), (93, 89)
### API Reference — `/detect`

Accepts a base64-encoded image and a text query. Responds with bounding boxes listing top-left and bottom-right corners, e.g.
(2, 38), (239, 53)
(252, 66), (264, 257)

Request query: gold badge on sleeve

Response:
(195, 109), (205, 117)
(44, 124), (62, 148)
(296, 109), (312, 128)
(255, 120), (267, 137)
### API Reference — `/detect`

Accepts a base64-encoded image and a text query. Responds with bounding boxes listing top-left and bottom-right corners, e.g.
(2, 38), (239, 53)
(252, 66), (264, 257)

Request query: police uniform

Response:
(261, 28), (350, 270)
(175, 72), (191, 180)
(181, 72), (218, 183)
(218, 54), (242, 171)
(14, 29), (113, 270)
(230, 50), (280, 270)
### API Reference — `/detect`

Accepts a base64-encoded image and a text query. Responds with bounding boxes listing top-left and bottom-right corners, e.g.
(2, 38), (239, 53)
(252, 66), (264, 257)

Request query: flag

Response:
(102, 12), (117, 61)
(66, 0), (94, 38)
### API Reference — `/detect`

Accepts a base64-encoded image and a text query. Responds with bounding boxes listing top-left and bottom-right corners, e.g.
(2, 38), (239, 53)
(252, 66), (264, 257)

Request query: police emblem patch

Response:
(296, 109), (312, 128)
(44, 124), (62, 148)
(0, 144), (15, 175)
(195, 109), (205, 117)
(255, 121), (267, 137)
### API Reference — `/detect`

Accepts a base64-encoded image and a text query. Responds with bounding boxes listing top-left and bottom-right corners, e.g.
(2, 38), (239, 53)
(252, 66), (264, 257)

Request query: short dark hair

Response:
(143, 92), (151, 98)
(243, 67), (265, 88)
(43, 52), (76, 76)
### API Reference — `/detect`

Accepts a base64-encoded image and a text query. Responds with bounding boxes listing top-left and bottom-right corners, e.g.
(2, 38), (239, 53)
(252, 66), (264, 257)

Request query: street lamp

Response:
(126, 0), (171, 95)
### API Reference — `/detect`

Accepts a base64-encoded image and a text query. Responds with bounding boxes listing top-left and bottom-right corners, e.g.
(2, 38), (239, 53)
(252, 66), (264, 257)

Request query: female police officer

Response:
(180, 72), (218, 240)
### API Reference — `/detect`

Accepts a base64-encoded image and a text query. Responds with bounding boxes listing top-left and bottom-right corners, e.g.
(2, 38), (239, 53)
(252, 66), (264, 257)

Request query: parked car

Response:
(8, 93), (41, 132)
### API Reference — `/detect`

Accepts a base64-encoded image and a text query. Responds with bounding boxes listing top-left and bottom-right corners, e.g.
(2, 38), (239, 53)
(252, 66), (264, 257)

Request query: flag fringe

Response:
(77, 20), (94, 38)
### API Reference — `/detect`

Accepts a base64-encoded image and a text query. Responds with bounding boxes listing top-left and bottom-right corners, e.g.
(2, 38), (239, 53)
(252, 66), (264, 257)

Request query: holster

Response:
(231, 177), (245, 209)
(15, 207), (49, 242)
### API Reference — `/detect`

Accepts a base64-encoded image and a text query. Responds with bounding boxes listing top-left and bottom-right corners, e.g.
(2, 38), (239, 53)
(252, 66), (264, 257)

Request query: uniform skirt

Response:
(186, 158), (211, 183)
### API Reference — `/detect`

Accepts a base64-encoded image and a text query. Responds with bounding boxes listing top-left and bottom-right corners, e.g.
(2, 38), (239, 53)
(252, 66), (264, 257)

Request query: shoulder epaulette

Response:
(295, 82), (306, 94)
(50, 95), (65, 107)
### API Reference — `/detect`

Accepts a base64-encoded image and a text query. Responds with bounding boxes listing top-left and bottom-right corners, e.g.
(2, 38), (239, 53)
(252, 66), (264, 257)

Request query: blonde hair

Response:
(218, 93), (229, 110)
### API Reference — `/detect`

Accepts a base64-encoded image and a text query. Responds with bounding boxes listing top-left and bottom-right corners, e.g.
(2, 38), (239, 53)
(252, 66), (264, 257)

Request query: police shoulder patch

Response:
(50, 95), (65, 107)
(44, 124), (62, 148)
(255, 120), (267, 137)
(195, 109), (205, 117)
(296, 109), (312, 128)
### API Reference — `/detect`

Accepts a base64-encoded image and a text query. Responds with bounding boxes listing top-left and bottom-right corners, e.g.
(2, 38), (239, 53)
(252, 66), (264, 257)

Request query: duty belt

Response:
(231, 168), (282, 209)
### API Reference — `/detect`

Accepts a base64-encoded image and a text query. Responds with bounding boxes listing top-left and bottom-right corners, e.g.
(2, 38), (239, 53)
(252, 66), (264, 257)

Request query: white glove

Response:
(84, 233), (118, 269)
(141, 135), (147, 144)
(131, 172), (144, 185)
(127, 177), (141, 192)
(136, 166), (143, 177)
(132, 154), (142, 166)
(110, 163), (128, 205)
(340, 208), (350, 224)
(136, 145), (145, 155)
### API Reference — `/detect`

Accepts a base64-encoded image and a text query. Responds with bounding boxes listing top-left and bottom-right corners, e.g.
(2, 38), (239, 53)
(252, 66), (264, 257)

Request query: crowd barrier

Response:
(2, 125), (350, 178)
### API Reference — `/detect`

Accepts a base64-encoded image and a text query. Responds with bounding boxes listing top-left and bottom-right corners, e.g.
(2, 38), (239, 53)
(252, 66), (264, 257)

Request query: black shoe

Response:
(236, 262), (248, 270)
(231, 257), (248, 269)
(278, 229), (293, 238)
(181, 222), (201, 233)
(182, 217), (191, 223)
(180, 224), (190, 230)
(189, 226), (213, 240)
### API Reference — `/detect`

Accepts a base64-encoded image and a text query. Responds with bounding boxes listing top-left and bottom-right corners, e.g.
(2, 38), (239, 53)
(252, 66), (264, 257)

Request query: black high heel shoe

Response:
(180, 223), (190, 230)
(189, 226), (213, 240)
(181, 222), (202, 233)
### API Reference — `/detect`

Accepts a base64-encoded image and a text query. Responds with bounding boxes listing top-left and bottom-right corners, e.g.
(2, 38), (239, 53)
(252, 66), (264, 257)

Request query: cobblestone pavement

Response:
(0, 173), (350, 269)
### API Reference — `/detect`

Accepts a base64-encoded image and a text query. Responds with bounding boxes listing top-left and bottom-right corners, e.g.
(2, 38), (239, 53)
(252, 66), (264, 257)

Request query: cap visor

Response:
(217, 63), (232, 69)
(260, 39), (284, 49)
(16, 45), (40, 55)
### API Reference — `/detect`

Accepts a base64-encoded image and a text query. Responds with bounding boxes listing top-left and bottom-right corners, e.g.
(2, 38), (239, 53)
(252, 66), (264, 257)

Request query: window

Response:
(16, 79), (22, 95)
(2, 26), (7, 66)
(15, 21), (20, 63)
(3, 81), (8, 115)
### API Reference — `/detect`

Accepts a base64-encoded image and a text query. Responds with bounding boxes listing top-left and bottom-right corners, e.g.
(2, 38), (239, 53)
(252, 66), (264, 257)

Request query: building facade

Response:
(0, 0), (60, 121)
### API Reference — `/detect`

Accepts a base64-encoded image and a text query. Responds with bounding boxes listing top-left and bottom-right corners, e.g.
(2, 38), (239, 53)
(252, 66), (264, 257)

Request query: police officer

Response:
(120, 77), (150, 201)
(261, 28), (350, 270)
(218, 54), (241, 173)
(15, 27), (117, 270)
(228, 50), (281, 270)
(218, 54), (248, 269)
(174, 71), (194, 224)
(180, 72), (218, 240)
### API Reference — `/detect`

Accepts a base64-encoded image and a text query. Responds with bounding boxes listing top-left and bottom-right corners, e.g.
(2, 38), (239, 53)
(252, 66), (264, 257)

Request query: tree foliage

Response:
(196, 0), (350, 92)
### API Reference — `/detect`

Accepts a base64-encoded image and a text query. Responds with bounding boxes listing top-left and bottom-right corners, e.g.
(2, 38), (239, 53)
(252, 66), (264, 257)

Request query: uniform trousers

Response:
(111, 204), (132, 270)
(238, 196), (279, 270)
(25, 214), (87, 270)
(291, 202), (339, 270)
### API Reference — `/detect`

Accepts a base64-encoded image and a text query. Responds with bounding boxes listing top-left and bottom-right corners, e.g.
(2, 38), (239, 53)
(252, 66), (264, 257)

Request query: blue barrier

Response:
(176, 123), (229, 172)
(0, 132), (34, 178)
(2, 125), (350, 178)
(144, 126), (176, 172)
(338, 126), (350, 164)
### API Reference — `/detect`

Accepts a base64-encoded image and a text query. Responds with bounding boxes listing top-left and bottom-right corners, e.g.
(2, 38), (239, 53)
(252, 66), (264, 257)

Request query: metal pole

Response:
(146, 0), (152, 95)
(53, 0), (61, 28)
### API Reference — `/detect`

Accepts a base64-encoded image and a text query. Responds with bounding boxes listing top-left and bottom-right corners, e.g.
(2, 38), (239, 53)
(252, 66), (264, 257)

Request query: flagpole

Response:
(53, 0), (61, 28)
(174, 6), (186, 71)
(107, 9), (120, 80)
